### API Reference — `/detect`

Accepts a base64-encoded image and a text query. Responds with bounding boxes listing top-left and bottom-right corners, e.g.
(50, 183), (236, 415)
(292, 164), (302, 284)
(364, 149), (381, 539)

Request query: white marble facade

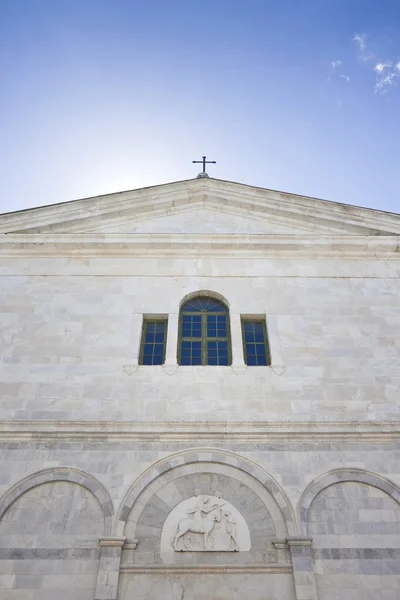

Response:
(0, 177), (399, 600)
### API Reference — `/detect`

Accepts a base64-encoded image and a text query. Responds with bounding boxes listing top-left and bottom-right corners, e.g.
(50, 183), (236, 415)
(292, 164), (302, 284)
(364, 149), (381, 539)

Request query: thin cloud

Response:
(331, 60), (342, 70)
(350, 33), (399, 93)
(353, 33), (366, 52)
(375, 71), (399, 94)
(374, 60), (400, 94)
(374, 62), (392, 73)
(353, 32), (374, 61)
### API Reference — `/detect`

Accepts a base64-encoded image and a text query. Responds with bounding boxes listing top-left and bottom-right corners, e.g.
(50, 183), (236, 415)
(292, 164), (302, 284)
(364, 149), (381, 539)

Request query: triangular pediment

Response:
(0, 177), (399, 236)
(84, 207), (321, 235)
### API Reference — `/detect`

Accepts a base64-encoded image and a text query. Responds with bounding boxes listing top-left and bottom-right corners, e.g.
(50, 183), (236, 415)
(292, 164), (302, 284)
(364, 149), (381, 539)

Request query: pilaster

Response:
(95, 536), (126, 600)
(230, 313), (245, 367)
(287, 537), (318, 600)
(164, 312), (179, 367)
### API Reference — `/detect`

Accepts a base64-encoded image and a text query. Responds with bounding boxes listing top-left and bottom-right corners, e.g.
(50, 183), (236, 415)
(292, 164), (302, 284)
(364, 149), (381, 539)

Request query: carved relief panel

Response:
(160, 494), (251, 553)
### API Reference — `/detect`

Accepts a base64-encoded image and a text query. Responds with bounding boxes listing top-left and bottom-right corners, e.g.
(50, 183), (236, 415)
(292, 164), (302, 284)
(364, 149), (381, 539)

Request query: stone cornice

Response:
(1, 234), (399, 259)
(0, 420), (398, 442)
(119, 564), (292, 574)
(1, 178), (398, 236)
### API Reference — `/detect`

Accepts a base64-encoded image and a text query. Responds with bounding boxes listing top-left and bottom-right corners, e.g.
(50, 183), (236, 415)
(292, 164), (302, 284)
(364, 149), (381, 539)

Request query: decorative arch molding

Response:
(115, 448), (297, 536)
(0, 467), (113, 535)
(179, 289), (230, 309)
(298, 467), (400, 536)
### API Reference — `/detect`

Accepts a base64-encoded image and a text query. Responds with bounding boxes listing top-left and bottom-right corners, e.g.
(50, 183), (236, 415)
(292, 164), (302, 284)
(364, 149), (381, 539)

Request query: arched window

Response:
(178, 296), (231, 365)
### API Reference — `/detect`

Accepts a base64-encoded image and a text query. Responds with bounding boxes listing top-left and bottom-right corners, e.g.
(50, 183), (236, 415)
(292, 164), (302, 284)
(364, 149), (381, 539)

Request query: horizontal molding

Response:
(0, 420), (398, 442)
(0, 234), (399, 259)
(0, 547), (100, 560)
(120, 563), (292, 575)
(312, 548), (400, 560)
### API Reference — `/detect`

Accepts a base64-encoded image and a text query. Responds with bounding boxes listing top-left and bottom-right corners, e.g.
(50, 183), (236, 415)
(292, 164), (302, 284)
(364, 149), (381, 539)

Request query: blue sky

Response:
(1, 0), (399, 214)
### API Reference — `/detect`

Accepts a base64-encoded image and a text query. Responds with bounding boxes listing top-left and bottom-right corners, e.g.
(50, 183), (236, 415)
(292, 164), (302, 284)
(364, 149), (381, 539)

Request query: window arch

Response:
(178, 295), (231, 365)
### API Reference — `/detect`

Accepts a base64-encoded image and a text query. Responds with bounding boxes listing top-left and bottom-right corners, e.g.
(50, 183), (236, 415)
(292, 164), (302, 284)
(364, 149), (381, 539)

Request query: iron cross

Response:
(192, 156), (216, 173)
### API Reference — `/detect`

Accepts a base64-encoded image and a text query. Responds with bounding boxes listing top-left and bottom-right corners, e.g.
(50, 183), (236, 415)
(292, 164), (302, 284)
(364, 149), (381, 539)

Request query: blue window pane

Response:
(207, 314), (227, 337)
(180, 340), (202, 365)
(182, 315), (202, 338)
(140, 320), (167, 365)
(247, 354), (257, 366)
(218, 347), (227, 357)
(247, 344), (256, 355)
(243, 320), (269, 366)
(180, 296), (230, 365)
(182, 297), (226, 312)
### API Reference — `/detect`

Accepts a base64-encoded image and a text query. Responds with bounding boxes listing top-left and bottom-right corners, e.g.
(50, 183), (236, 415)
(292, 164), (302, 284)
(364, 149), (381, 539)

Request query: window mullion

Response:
(202, 312), (207, 365)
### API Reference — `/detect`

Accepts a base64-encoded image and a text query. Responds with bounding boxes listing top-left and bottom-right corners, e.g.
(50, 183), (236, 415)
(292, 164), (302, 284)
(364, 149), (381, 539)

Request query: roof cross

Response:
(192, 155), (216, 178)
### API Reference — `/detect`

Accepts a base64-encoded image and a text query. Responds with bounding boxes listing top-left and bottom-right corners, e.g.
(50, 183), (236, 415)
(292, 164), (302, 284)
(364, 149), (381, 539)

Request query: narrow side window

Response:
(241, 318), (270, 366)
(139, 318), (168, 365)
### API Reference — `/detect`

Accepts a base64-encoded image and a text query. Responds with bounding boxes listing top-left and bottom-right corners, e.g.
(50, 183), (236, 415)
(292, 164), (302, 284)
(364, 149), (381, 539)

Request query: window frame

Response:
(178, 297), (232, 366)
(139, 316), (168, 365)
(241, 317), (271, 366)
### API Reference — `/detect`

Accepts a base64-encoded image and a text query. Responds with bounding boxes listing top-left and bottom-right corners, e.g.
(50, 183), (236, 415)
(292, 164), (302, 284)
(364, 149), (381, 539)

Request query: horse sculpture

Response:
(173, 505), (222, 551)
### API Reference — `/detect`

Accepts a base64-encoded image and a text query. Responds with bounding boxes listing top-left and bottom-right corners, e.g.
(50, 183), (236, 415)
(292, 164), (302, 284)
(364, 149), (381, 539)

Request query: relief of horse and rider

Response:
(173, 495), (240, 552)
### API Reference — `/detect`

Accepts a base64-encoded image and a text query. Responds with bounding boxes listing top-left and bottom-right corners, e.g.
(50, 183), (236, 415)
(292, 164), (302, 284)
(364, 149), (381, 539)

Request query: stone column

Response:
(230, 313), (245, 367)
(95, 536), (126, 600)
(164, 313), (179, 367)
(287, 537), (318, 600)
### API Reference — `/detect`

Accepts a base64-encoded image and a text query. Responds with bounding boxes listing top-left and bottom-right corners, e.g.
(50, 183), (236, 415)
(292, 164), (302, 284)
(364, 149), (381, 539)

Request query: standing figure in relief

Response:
(223, 509), (239, 551)
(187, 495), (222, 531)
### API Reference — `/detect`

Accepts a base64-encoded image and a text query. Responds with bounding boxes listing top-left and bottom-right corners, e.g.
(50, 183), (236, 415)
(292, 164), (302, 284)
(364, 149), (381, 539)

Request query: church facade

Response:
(0, 176), (399, 600)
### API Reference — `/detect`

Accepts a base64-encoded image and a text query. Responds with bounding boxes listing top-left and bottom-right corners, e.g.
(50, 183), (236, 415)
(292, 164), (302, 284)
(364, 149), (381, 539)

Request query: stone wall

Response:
(0, 480), (104, 600)
(0, 445), (398, 599)
(0, 255), (399, 423)
(309, 481), (400, 600)
(0, 229), (399, 598)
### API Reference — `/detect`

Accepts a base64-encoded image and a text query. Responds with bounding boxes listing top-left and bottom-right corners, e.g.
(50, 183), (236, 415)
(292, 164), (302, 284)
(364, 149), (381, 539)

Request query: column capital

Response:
(124, 538), (139, 550)
(272, 538), (289, 550)
(286, 537), (313, 547)
(99, 536), (126, 548)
